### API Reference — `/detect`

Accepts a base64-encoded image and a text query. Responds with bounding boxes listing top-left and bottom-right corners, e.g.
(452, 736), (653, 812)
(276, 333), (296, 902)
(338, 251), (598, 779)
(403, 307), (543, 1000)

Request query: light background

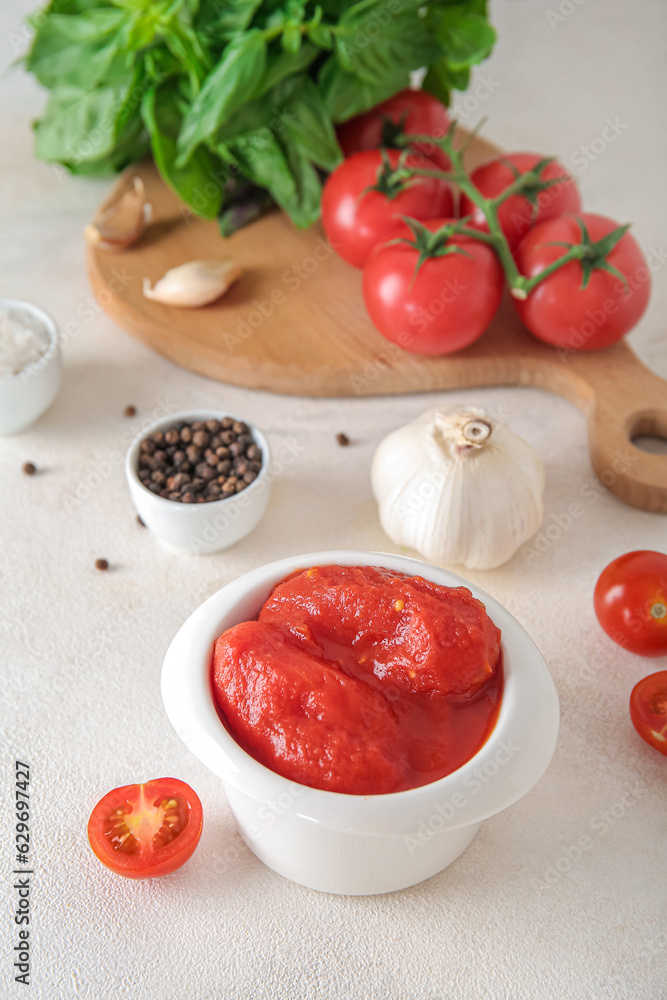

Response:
(1, 1), (666, 998)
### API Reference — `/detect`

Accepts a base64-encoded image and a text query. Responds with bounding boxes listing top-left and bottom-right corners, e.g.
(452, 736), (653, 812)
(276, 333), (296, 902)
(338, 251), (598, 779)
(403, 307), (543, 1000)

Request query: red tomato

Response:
(630, 671), (667, 756)
(514, 214), (651, 350)
(362, 219), (503, 355)
(594, 551), (667, 656)
(87, 777), (203, 879)
(459, 153), (581, 249)
(336, 89), (451, 170)
(321, 149), (453, 269)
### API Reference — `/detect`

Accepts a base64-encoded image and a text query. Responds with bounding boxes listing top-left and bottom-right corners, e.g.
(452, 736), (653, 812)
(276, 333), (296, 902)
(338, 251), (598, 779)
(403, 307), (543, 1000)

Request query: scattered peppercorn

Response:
(22, 462), (37, 475)
(124, 405), (137, 417)
(336, 433), (350, 446)
(136, 416), (263, 503)
(95, 558), (109, 571)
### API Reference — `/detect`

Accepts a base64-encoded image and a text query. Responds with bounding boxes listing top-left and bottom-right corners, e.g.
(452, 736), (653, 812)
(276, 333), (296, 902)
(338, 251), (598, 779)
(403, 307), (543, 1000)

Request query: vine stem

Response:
(400, 131), (583, 299)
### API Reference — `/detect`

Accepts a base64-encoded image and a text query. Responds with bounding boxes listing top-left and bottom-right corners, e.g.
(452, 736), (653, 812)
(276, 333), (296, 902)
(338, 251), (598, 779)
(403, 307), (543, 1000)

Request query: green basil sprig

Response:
(26, 0), (496, 230)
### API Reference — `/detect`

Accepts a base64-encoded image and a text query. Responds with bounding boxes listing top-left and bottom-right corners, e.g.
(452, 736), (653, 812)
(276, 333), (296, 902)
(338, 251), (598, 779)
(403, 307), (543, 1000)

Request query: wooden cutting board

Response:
(87, 135), (667, 513)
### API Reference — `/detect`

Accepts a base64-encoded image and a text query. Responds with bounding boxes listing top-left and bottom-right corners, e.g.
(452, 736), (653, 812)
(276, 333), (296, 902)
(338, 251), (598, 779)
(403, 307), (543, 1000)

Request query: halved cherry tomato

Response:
(87, 777), (203, 879)
(459, 153), (581, 249)
(594, 551), (667, 656)
(514, 214), (650, 351)
(630, 671), (667, 756)
(321, 149), (453, 269)
(362, 219), (503, 355)
(336, 89), (451, 170)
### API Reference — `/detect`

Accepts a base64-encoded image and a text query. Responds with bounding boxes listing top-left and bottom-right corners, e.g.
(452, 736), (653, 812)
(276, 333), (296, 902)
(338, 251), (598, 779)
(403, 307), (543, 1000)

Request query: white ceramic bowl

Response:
(162, 550), (560, 894)
(0, 299), (61, 435)
(125, 409), (271, 555)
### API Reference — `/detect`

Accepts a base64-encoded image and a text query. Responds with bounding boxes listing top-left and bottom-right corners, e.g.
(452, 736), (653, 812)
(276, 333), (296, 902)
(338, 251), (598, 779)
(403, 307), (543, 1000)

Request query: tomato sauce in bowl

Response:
(211, 565), (503, 795)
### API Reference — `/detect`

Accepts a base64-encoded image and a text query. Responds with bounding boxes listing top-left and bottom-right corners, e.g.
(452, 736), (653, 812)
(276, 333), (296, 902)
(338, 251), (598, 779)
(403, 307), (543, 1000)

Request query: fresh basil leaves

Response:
(26, 0), (495, 229)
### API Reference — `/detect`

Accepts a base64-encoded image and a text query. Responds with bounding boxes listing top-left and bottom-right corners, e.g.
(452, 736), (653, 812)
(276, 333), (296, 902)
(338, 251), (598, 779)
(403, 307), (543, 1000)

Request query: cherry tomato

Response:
(594, 551), (667, 656)
(362, 219), (503, 355)
(459, 153), (581, 249)
(321, 149), (453, 269)
(630, 671), (667, 756)
(336, 89), (451, 170)
(514, 214), (651, 350)
(87, 777), (203, 879)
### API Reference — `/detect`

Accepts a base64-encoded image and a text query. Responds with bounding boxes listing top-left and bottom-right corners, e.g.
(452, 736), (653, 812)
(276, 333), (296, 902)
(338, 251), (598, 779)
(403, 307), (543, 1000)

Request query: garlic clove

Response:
(84, 177), (151, 251)
(371, 406), (545, 571)
(142, 259), (243, 308)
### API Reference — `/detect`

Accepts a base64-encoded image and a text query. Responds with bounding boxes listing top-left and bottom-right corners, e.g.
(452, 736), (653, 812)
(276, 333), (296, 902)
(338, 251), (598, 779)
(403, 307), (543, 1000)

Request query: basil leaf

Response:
(196, 0), (263, 37)
(423, 60), (469, 105)
(335, 2), (442, 86)
(28, 0), (113, 20)
(177, 31), (267, 164)
(256, 40), (318, 95)
(142, 80), (223, 219)
(215, 75), (340, 172)
(33, 77), (131, 164)
(283, 78), (341, 171)
(282, 23), (302, 54)
(25, 0), (497, 228)
(221, 134), (297, 217)
(218, 178), (276, 237)
(319, 56), (410, 122)
(65, 108), (148, 174)
(437, 10), (496, 71)
(280, 137), (322, 228)
(307, 22), (332, 49)
(221, 127), (321, 229)
(26, 9), (126, 88)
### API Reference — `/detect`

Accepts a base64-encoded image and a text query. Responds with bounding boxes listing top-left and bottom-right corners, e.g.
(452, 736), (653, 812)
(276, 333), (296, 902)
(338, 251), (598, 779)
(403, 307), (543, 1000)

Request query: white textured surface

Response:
(1, 1), (666, 998)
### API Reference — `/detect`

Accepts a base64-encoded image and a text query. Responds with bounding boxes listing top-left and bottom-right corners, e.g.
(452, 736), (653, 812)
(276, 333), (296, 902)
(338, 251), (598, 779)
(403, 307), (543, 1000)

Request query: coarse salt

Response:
(0, 306), (50, 376)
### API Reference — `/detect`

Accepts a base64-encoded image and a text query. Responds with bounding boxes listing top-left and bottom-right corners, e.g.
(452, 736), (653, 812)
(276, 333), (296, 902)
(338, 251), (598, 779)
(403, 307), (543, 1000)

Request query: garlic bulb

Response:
(84, 177), (151, 250)
(371, 407), (544, 570)
(143, 259), (242, 307)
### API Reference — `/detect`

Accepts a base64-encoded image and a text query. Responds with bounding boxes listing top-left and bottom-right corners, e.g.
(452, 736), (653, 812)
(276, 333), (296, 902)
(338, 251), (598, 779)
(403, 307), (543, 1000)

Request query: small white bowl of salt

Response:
(0, 299), (61, 435)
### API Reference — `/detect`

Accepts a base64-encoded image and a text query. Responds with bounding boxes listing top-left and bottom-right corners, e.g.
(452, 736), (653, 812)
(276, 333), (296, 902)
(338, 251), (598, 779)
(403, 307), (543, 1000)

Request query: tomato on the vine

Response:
(87, 777), (203, 879)
(630, 671), (667, 756)
(514, 213), (651, 350)
(321, 149), (453, 269)
(336, 89), (452, 170)
(362, 219), (503, 355)
(594, 550), (667, 656)
(459, 153), (581, 249)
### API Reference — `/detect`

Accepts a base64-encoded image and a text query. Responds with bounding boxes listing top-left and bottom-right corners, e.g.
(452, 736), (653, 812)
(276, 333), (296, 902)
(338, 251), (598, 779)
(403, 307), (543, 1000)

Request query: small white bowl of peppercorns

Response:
(125, 410), (271, 554)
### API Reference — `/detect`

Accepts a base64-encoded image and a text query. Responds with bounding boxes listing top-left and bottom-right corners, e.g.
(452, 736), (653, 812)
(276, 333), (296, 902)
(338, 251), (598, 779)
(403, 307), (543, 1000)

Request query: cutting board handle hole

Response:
(628, 411), (667, 456)
(631, 433), (667, 456)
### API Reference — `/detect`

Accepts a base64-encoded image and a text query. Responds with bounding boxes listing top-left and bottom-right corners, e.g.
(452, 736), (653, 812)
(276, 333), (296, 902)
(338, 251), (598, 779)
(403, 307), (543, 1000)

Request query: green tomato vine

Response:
(393, 121), (631, 299)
